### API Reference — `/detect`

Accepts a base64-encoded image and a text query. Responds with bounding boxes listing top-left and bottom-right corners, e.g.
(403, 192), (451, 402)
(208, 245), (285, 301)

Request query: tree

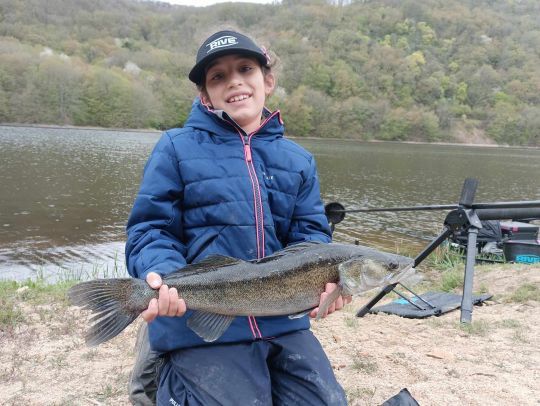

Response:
(281, 86), (314, 137)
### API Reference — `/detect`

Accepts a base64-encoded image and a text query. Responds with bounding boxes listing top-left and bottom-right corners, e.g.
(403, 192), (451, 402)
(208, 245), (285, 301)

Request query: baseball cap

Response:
(189, 30), (270, 85)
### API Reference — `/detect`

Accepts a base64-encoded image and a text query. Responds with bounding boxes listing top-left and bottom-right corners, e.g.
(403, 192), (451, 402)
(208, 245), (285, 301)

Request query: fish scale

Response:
(69, 242), (414, 346)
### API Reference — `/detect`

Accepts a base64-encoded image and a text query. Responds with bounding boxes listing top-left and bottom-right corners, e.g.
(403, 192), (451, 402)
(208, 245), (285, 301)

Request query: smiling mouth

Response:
(227, 94), (251, 103)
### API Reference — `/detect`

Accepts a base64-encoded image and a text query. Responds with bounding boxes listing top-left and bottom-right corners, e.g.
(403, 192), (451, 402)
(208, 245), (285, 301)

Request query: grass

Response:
(499, 319), (521, 329)
(346, 387), (376, 403)
(351, 354), (378, 374)
(439, 268), (464, 292)
(0, 298), (25, 329)
(344, 315), (359, 328)
(425, 245), (464, 271)
(511, 328), (529, 344)
(0, 259), (126, 331)
(508, 283), (540, 303)
(458, 319), (491, 336)
(96, 383), (123, 401)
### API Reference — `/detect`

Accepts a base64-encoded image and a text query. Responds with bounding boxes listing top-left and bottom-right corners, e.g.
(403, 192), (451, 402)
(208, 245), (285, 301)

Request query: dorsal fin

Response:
(163, 255), (243, 281)
(255, 241), (323, 264)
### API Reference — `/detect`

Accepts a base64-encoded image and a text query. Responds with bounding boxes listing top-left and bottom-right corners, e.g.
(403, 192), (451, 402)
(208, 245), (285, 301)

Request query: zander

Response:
(69, 242), (414, 346)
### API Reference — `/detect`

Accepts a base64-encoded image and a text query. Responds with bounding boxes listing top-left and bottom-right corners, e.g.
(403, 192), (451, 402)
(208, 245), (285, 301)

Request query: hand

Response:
(309, 283), (352, 319)
(141, 272), (187, 323)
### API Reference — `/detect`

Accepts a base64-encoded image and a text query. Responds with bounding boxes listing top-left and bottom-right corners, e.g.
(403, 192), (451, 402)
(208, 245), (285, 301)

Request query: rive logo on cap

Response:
(206, 35), (239, 52)
(189, 30), (270, 85)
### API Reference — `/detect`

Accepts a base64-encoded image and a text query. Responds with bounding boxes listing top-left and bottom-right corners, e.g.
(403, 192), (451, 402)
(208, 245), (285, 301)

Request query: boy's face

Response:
(201, 54), (275, 134)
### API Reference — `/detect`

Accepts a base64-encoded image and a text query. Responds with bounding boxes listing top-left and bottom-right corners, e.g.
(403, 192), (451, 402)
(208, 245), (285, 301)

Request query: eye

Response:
(240, 65), (254, 73)
(388, 262), (399, 270)
(210, 72), (224, 81)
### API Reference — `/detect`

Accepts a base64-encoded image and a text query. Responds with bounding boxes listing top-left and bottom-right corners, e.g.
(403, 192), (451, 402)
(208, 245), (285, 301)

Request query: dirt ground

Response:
(1, 263), (538, 405)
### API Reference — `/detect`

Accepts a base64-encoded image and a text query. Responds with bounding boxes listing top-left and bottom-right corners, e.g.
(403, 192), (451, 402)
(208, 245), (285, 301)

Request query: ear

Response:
(199, 91), (213, 108)
(264, 72), (276, 96)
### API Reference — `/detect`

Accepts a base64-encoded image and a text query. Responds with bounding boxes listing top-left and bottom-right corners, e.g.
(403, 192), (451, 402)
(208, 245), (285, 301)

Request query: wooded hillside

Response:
(1, 0), (539, 145)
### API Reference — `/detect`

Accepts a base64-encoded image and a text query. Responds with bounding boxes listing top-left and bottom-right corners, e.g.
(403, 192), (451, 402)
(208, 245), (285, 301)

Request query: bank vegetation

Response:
(0, 0), (539, 145)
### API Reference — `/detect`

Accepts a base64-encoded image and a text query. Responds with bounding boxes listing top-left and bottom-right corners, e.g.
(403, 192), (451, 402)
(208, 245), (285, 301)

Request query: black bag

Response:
(381, 388), (420, 406)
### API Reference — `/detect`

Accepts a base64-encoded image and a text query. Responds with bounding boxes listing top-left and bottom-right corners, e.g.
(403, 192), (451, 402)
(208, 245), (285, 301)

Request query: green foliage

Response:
(0, 0), (538, 145)
(0, 281), (25, 329)
(380, 107), (441, 141)
(425, 244), (464, 271)
(439, 269), (464, 292)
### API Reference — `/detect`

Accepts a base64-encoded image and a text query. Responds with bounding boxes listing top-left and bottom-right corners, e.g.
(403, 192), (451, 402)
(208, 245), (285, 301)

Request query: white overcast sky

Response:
(162, 0), (277, 6)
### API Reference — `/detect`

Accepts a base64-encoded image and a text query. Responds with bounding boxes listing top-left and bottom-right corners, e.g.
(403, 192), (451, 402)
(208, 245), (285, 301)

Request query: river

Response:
(1, 125), (539, 281)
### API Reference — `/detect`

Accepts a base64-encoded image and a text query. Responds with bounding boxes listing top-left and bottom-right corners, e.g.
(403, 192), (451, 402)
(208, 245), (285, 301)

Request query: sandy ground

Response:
(1, 263), (538, 405)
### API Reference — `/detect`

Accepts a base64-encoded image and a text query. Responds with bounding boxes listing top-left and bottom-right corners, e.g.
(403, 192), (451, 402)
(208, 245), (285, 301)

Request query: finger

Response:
(176, 298), (187, 317)
(167, 287), (179, 317)
(326, 282), (337, 293)
(141, 298), (158, 323)
(324, 283), (337, 316)
(309, 307), (319, 319)
(146, 272), (163, 290)
(334, 295), (345, 311)
(327, 300), (336, 315)
(158, 285), (170, 316)
(344, 295), (353, 305)
(320, 291), (331, 318)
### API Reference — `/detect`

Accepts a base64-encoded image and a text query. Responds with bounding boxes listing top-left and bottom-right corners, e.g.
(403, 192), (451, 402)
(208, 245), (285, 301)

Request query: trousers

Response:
(128, 323), (161, 405)
(157, 329), (347, 406)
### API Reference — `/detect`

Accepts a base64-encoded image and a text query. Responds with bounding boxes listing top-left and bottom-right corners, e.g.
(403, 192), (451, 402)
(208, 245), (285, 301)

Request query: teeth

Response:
(228, 94), (250, 103)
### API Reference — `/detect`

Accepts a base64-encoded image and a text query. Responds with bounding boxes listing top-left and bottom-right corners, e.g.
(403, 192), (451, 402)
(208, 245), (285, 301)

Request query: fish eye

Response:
(388, 261), (399, 270)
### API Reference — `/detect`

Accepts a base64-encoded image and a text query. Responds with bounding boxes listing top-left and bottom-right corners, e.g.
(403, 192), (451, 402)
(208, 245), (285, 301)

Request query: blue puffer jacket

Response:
(125, 98), (332, 352)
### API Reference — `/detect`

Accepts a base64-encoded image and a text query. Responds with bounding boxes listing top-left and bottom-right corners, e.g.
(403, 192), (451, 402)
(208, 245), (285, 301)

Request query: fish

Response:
(68, 242), (414, 346)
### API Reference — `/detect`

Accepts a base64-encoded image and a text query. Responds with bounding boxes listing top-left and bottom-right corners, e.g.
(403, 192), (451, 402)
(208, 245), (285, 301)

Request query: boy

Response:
(126, 30), (349, 405)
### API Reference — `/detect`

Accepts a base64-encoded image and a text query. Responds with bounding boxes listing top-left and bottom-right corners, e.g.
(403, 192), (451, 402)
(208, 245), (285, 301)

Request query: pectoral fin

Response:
(288, 309), (313, 319)
(315, 284), (343, 321)
(186, 311), (235, 342)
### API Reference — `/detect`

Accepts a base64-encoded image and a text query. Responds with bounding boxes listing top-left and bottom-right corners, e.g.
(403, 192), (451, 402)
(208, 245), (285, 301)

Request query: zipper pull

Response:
(244, 143), (252, 162)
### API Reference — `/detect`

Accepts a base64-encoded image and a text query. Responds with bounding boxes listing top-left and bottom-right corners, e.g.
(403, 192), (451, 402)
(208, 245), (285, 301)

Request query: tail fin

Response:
(68, 278), (146, 346)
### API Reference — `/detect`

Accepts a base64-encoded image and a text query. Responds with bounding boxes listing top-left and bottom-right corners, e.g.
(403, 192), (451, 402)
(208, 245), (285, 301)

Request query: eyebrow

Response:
(205, 55), (256, 72)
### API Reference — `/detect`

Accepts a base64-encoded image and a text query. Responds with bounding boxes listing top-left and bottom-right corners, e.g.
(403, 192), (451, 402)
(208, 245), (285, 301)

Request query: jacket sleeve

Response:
(125, 132), (187, 280)
(286, 156), (332, 245)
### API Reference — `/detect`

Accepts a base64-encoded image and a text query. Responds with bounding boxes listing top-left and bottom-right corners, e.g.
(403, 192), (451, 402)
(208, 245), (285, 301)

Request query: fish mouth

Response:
(227, 93), (252, 103)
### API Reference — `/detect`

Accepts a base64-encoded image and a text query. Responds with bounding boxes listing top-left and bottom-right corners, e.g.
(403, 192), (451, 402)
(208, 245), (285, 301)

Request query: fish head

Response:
(338, 256), (414, 295)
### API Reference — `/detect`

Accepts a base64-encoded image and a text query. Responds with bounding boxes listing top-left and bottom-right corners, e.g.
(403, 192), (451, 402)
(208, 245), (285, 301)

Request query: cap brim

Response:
(189, 49), (268, 85)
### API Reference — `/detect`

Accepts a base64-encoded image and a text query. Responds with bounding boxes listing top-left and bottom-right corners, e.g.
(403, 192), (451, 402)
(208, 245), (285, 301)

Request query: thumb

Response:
(146, 272), (163, 290)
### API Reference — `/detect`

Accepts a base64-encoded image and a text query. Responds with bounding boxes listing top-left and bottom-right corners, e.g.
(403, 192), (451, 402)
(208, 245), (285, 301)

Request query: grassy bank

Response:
(1, 253), (539, 405)
(2, 247), (539, 336)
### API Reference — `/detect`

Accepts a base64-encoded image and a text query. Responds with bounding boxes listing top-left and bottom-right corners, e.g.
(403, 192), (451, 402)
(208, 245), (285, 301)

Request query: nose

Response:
(227, 71), (243, 88)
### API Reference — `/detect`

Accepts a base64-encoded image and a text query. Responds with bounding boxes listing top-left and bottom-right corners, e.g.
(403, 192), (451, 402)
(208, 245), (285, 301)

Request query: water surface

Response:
(1, 126), (539, 281)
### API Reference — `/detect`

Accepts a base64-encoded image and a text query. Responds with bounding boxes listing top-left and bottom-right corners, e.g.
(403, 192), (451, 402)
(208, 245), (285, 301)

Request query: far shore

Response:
(2, 122), (538, 149)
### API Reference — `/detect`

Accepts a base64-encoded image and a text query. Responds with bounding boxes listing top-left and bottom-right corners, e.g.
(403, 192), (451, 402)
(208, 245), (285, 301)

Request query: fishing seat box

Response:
(500, 221), (539, 241)
(503, 240), (540, 264)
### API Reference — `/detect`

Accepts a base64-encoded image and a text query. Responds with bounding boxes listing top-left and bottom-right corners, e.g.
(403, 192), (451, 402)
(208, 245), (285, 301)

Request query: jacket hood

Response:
(184, 98), (284, 139)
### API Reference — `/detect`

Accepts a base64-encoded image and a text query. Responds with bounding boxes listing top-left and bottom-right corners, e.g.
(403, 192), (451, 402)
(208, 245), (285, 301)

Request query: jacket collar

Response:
(184, 98), (284, 139)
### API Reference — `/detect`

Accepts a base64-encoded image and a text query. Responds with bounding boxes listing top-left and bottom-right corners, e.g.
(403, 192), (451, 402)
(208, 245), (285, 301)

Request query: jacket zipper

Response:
(213, 110), (280, 340)
(241, 133), (264, 339)
(241, 133), (265, 260)
(221, 119), (266, 340)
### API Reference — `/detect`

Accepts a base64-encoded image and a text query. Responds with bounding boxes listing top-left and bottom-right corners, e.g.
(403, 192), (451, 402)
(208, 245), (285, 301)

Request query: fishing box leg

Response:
(460, 227), (479, 323)
(356, 282), (436, 317)
(356, 228), (452, 318)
